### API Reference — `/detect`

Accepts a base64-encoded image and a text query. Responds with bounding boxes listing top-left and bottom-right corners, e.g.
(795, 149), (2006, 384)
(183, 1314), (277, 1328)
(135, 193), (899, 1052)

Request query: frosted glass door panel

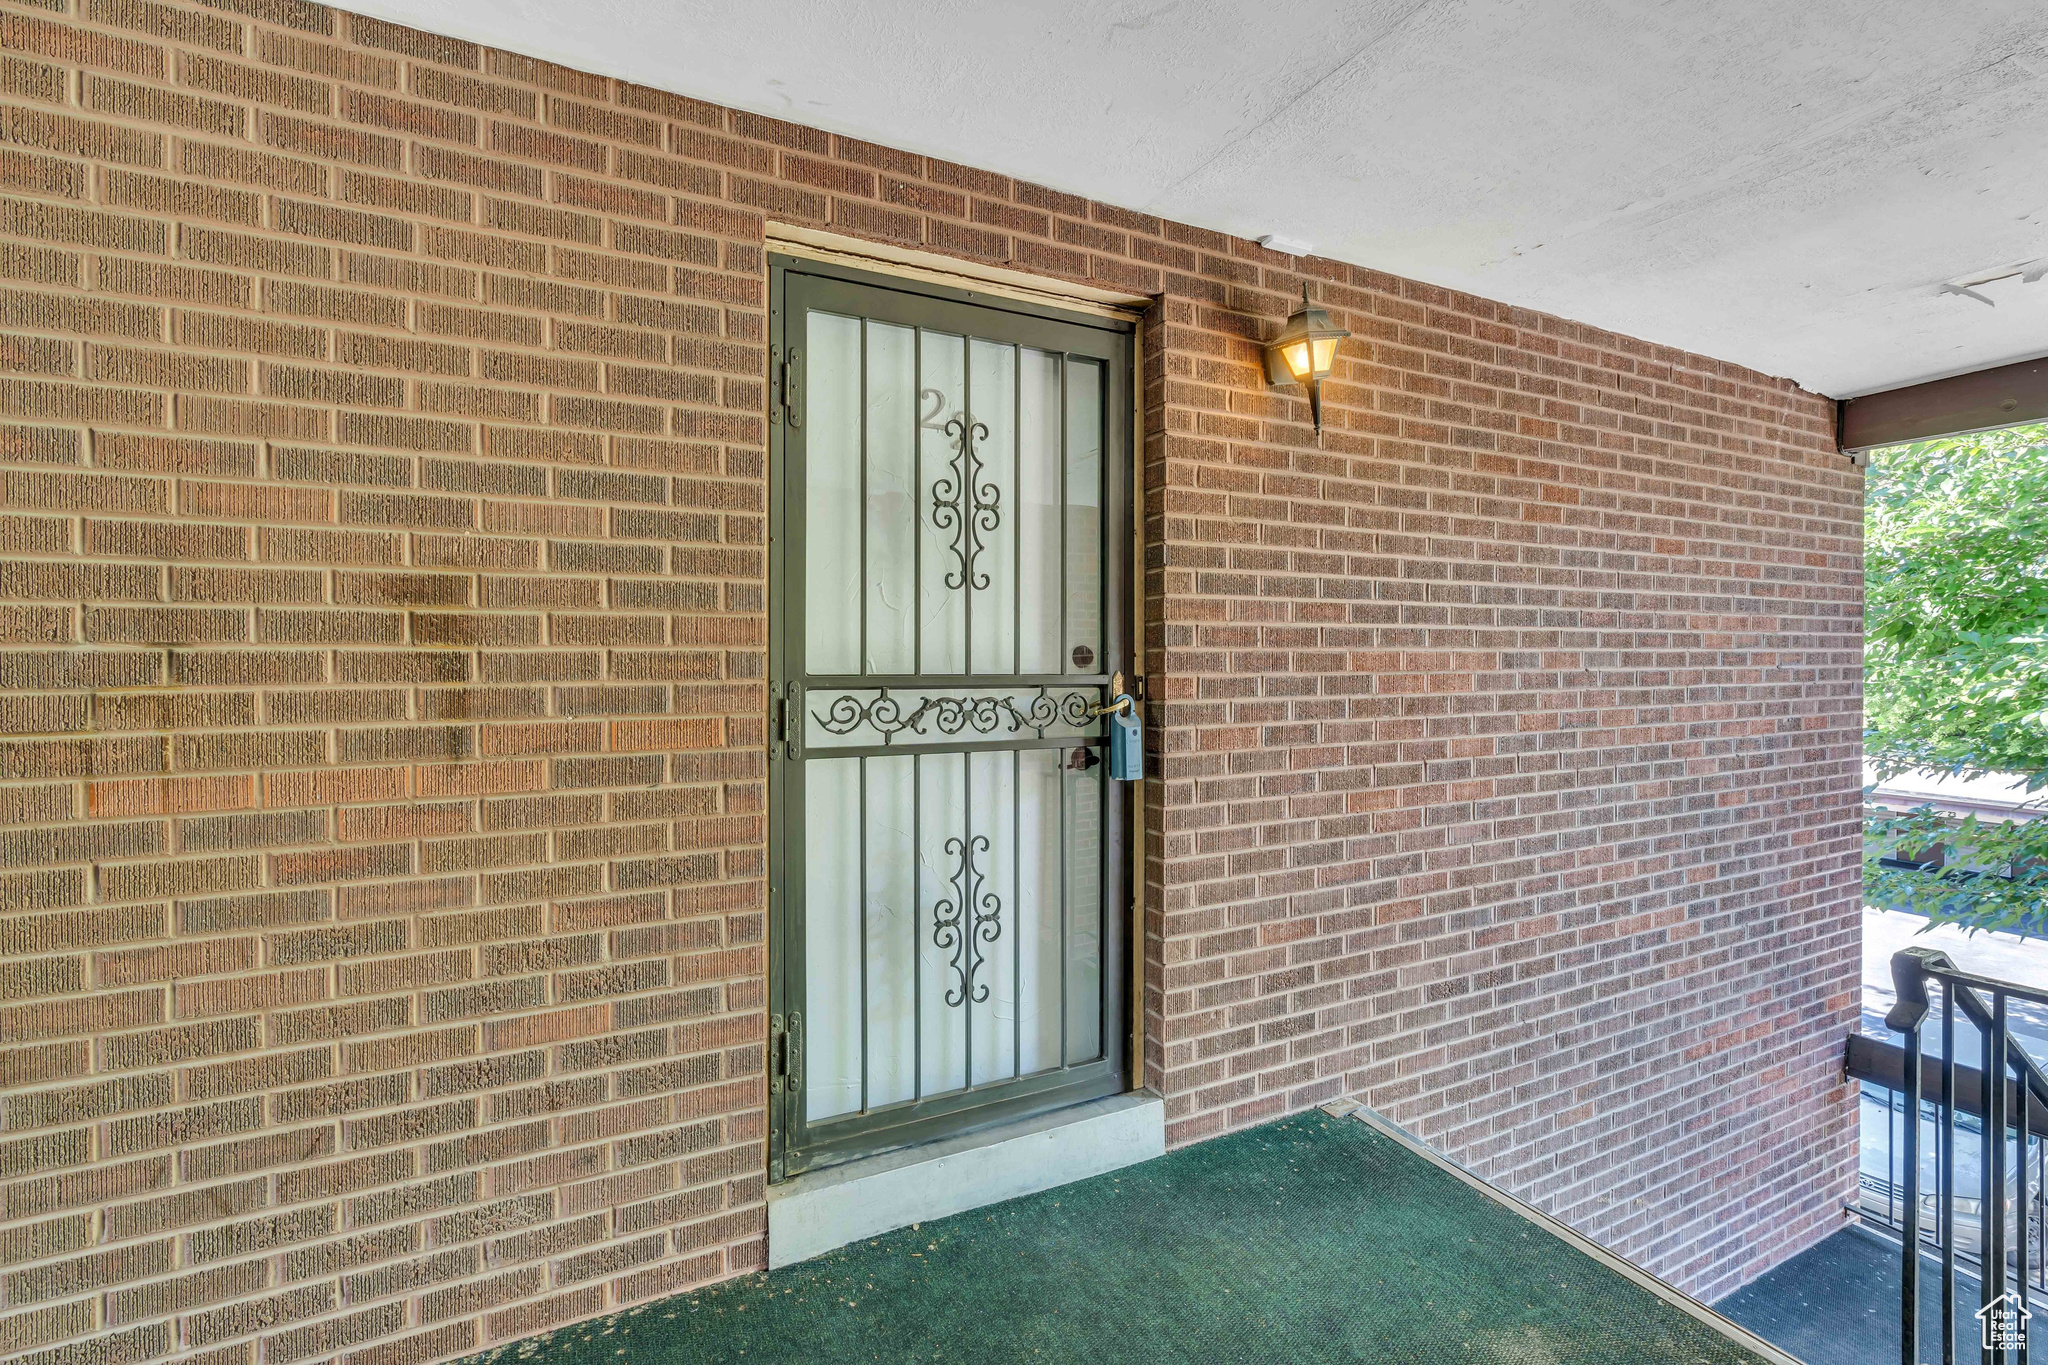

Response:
(800, 742), (1093, 1115)
(865, 322), (918, 675)
(1062, 757), (1103, 1065)
(967, 339), (1016, 675)
(805, 757), (861, 1122)
(969, 750), (1015, 1084)
(917, 334), (966, 675)
(1064, 359), (1103, 675)
(1017, 349), (1062, 675)
(916, 753), (968, 1097)
(863, 755), (916, 1109)
(800, 746), (1098, 1108)
(1018, 748), (1062, 1075)
(811, 331), (1109, 685)
(805, 312), (862, 675)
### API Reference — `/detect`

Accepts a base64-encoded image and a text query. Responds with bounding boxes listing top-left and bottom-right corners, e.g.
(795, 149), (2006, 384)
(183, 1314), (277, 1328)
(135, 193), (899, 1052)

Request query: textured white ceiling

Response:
(349, 0), (2048, 397)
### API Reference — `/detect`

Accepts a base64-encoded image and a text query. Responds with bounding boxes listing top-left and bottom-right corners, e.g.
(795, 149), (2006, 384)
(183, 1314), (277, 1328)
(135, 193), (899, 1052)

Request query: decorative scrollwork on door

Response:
(812, 689), (1093, 742)
(930, 412), (1000, 591)
(933, 833), (1002, 1007)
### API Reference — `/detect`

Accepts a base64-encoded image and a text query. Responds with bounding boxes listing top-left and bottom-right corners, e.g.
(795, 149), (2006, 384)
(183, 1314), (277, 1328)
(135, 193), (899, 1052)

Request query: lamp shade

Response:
(1264, 285), (1350, 437)
(1263, 286), (1350, 387)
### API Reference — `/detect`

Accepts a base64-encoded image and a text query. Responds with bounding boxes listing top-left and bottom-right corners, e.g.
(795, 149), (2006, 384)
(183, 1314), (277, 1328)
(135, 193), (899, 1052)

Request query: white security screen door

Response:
(767, 260), (1134, 1179)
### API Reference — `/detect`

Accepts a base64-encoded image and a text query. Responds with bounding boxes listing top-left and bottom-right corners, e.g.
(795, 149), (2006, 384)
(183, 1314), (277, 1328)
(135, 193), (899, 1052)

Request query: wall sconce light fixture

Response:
(1264, 284), (1350, 438)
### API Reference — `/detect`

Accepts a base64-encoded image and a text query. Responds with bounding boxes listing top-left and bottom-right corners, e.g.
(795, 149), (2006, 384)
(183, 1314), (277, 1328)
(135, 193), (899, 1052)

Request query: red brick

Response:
(0, 3), (1859, 1357)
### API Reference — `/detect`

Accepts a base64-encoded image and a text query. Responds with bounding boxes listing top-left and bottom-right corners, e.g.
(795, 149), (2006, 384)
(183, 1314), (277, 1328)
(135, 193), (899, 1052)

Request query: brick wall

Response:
(1141, 283), (1864, 1298)
(0, 0), (1860, 1358)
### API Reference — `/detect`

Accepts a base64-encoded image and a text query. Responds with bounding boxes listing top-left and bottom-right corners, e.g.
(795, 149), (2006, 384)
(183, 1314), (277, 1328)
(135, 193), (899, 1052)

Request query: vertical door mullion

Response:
(1059, 751), (1068, 1069)
(858, 755), (868, 1115)
(958, 332), (974, 1081)
(1013, 746), (1021, 1081)
(962, 335), (974, 677)
(913, 327), (922, 679)
(855, 319), (870, 1115)
(1013, 344), (1021, 676)
(1056, 353), (1069, 1066)
(1058, 356), (1068, 676)
(1097, 362), (1114, 1061)
(912, 749), (922, 1103)
(858, 320), (869, 675)
(962, 751), (973, 1089)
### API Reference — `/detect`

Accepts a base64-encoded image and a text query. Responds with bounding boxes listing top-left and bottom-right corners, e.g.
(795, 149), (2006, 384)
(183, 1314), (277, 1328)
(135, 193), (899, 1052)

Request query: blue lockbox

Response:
(1107, 701), (1143, 781)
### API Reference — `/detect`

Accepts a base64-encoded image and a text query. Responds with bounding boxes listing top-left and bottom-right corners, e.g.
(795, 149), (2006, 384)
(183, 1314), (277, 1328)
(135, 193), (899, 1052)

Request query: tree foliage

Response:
(1864, 423), (2048, 931)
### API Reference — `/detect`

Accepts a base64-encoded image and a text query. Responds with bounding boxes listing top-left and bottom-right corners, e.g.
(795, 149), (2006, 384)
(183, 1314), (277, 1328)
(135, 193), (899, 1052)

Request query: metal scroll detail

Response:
(933, 834), (1001, 1008)
(812, 690), (1093, 743)
(930, 412), (999, 591)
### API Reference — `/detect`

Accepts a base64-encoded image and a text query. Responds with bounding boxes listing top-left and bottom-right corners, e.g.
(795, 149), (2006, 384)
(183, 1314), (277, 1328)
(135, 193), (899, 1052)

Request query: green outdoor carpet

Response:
(471, 1112), (1773, 1365)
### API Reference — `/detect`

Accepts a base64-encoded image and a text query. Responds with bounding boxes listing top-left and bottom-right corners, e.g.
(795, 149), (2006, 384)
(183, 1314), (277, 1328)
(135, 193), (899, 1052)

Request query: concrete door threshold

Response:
(765, 1091), (1166, 1268)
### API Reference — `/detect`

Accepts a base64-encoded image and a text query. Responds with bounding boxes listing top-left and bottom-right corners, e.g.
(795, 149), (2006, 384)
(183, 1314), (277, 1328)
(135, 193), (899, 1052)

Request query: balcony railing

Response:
(1852, 1040), (2046, 1274)
(1884, 946), (2048, 1363)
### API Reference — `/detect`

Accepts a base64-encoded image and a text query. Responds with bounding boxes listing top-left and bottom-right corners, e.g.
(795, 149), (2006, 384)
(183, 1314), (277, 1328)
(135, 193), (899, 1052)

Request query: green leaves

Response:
(1867, 424), (2048, 783)
(1865, 799), (2048, 933)
(1865, 423), (2048, 930)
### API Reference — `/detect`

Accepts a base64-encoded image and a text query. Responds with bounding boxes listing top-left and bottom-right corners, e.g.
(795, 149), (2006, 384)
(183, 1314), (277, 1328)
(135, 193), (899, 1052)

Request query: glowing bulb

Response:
(1281, 340), (1312, 381)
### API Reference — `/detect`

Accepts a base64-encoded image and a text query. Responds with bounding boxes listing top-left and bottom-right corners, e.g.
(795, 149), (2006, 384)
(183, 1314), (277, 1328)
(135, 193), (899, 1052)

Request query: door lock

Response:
(1091, 671), (1144, 781)
(1089, 670), (1132, 718)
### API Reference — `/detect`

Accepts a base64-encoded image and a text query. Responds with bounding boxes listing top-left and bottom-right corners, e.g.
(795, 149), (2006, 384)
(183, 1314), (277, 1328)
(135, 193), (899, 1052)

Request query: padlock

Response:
(1107, 699), (1143, 781)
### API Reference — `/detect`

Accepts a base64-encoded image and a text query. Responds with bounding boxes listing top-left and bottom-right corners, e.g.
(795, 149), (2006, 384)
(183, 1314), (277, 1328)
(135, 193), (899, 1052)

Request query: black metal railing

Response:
(1886, 946), (2048, 1363)
(1852, 1040), (2046, 1278)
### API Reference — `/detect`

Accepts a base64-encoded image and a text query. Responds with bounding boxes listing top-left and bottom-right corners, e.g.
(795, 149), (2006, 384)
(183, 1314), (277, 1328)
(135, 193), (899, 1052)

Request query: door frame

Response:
(765, 253), (1140, 1182)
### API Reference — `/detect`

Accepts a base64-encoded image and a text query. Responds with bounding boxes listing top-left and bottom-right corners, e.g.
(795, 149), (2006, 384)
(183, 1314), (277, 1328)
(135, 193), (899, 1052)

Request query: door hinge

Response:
(773, 347), (801, 428)
(770, 1013), (802, 1096)
(781, 682), (803, 760)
